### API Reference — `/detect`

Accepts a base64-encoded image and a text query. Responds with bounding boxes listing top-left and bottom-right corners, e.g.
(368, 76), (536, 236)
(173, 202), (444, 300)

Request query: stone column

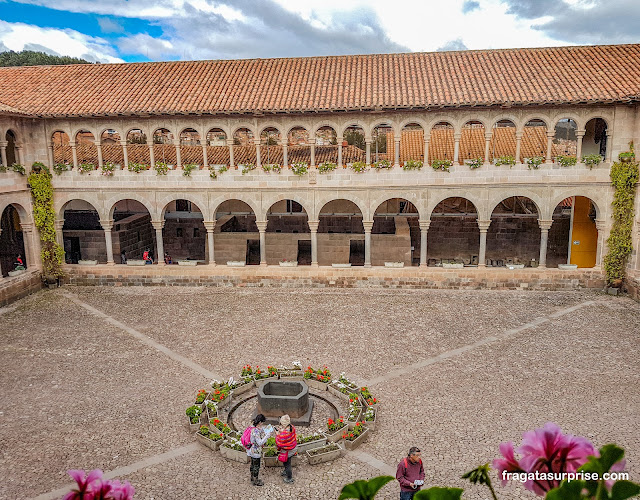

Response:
(256, 220), (268, 266)
(394, 137), (401, 167)
(152, 220), (165, 266)
(365, 139), (371, 165)
(595, 219), (607, 267)
(175, 141), (182, 169)
(95, 141), (104, 169)
(15, 145), (24, 166)
(477, 220), (491, 267)
(282, 142), (288, 168)
(120, 140), (128, 169)
(484, 131), (492, 164)
(419, 220), (430, 267)
(227, 139), (235, 169)
(453, 133), (462, 165)
(576, 130), (586, 162)
(545, 131), (554, 163)
(515, 131), (523, 164)
(605, 133), (613, 163)
(254, 138), (261, 168)
(202, 143), (208, 168)
(100, 219), (115, 265)
(47, 142), (54, 168)
(310, 140), (316, 168)
(0, 141), (7, 166)
(203, 220), (216, 265)
(363, 220), (373, 267)
(20, 222), (37, 270)
(538, 220), (553, 268)
(54, 219), (65, 247)
(308, 220), (319, 267)
(70, 141), (78, 169)
(424, 138), (430, 165)
(148, 143), (155, 168)
(337, 137), (343, 167)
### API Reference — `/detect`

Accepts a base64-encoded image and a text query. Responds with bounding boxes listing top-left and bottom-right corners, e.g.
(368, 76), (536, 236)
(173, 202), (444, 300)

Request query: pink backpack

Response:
(241, 426), (254, 449)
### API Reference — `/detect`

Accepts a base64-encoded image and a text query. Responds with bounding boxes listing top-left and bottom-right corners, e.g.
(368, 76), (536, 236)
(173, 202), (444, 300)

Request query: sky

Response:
(0, 0), (638, 63)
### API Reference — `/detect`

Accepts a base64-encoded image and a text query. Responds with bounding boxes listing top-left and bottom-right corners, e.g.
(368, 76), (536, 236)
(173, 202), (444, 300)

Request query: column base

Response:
(364, 263), (372, 268)
(419, 263), (427, 268)
(260, 262), (267, 267)
(478, 264), (486, 268)
(538, 265), (547, 269)
(208, 262), (217, 267)
(106, 261), (115, 266)
(311, 262), (319, 267)
(157, 262), (166, 267)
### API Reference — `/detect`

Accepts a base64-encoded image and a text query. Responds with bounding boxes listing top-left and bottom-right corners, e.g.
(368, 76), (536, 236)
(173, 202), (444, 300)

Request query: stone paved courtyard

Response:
(0, 286), (638, 500)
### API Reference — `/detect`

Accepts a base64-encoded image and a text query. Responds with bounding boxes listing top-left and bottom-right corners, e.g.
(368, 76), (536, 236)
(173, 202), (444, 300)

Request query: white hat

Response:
(280, 414), (291, 426)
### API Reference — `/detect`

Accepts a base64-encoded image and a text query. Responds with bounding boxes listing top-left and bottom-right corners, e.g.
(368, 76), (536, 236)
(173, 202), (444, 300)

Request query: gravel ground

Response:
(0, 286), (638, 500)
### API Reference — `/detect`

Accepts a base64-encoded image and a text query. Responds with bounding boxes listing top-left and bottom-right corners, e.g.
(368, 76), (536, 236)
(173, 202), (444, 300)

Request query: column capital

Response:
(226, 138), (235, 146)
(394, 137), (401, 143)
(203, 220), (217, 231)
(307, 220), (319, 232)
(54, 219), (65, 230)
(119, 140), (128, 147)
(515, 130), (524, 139)
(364, 138), (372, 144)
(546, 131), (555, 139)
(419, 220), (431, 231)
(453, 133), (462, 140)
(484, 132), (493, 140)
(362, 220), (374, 232)
(20, 222), (34, 232)
(151, 220), (165, 230)
(538, 219), (553, 231)
(100, 219), (114, 231)
(595, 219), (607, 231)
(576, 130), (586, 138)
(336, 136), (344, 142)
(69, 141), (77, 147)
(424, 137), (431, 144)
(94, 141), (102, 147)
(0, 141), (8, 148)
(476, 219), (492, 231)
(252, 138), (261, 146)
(256, 220), (268, 232)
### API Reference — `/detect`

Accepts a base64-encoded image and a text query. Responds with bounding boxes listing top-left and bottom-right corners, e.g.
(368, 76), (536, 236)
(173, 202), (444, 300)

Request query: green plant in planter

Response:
(350, 161), (367, 173)
(28, 165), (65, 280)
(101, 162), (115, 176)
(556, 155), (577, 167)
(526, 156), (545, 169)
(185, 405), (201, 424)
(494, 155), (516, 167)
(262, 163), (281, 173)
(465, 157), (484, 169)
(241, 163), (256, 175)
(53, 163), (70, 175)
(10, 163), (26, 175)
(0, 164), (5, 172)
(431, 159), (452, 172)
(373, 159), (392, 170)
(403, 159), (423, 170)
(128, 162), (147, 173)
(582, 154), (602, 169)
(318, 161), (338, 173)
(78, 162), (95, 174)
(291, 163), (308, 176)
(154, 161), (168, 175)
(618, 151), (635, 162)
(209, 169), (217, 179)
(182, 163), (197, 176)
(604, 159), (639, 285)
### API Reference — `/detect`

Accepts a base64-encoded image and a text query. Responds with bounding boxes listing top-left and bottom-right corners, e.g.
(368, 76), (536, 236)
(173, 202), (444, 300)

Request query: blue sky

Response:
(0, 0), (638, 63)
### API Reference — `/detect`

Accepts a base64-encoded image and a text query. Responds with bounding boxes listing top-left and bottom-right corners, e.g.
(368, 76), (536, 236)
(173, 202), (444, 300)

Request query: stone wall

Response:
(62, 230), (107, 263)
(61, 265), (607, 291)
(113, 214), (156, 262)
(0, 270), (42, 307)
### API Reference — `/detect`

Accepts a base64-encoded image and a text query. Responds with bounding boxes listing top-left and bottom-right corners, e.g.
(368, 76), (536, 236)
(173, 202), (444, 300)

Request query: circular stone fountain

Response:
(254, 380), (314, 426)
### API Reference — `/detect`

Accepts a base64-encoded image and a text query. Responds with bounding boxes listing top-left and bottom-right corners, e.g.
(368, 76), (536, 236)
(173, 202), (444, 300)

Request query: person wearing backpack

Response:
(245, 414), (272, 486)
(396, 447), (425, 499)
(275, 414), (297, 484)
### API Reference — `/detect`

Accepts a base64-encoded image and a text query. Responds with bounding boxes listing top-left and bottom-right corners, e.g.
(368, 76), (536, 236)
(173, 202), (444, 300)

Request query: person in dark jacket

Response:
(396, 447), (425, 499)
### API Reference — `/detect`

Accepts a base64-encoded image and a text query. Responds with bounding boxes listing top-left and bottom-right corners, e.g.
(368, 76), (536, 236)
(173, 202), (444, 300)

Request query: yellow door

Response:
(569, 196), (597, 268)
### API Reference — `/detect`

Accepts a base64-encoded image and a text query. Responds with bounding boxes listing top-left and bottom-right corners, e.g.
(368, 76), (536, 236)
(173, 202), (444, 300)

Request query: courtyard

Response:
(0, 286), (638, 500)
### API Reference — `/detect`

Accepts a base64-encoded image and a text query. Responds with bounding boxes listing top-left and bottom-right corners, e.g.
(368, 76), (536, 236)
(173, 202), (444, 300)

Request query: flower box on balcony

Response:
(78, 260), (98, 266)
(306, 443), (345, 465)
(325, 424), (347, 443)
(344, 427), (369, 451)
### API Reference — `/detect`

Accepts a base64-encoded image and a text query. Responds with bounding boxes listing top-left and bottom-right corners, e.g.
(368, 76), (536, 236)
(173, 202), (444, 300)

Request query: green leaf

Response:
(338, 476), (395, 500)
(414, 487), (464, 500)
(610, 480), (640, 500)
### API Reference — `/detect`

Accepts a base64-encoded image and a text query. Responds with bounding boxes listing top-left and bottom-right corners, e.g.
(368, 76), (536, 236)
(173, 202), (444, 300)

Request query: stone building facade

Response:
(0, 44), (639, 280)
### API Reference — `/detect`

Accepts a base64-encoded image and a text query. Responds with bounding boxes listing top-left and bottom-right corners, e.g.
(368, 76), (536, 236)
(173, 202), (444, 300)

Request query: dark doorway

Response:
(64, 237), (81, 264)
(246, 239), (260, 265)
(349, 240), (365, 266)
(297, 240), (311, 265)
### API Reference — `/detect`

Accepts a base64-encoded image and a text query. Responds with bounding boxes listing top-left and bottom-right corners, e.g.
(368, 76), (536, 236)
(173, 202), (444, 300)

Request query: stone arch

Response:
(339, 120), (368, 138)
(370, 193), (422, 220)
(312, 120), (341, 138)
(317, 198), (365, 266)
(490, 119), (517, 161)
(74, 129), (98, 165)
(550, 191), (602, 221)
(399, 122), (426, 164)
(518, 114), (551, 130)
(178, 125), (205, 139)
(106, 195), (156, 220)
(488, 191), (543, 220)
(100, 128), (123, 165)
(158, 195), (209, 220)
(549, 195), (600, 268)
(521, 118), (549, 162)
(71, 126), (98, 141)
(427, 196), (480, 266)
(261, 194), (313, 221)
(426, 194), (482, 220)
(212, 196), (261, 221)
(205, 124), (231, 138)
(459, 120), (487, 164)
(370, 119), (398, 137)
(582, 114), (611, 132)
(161, 197), (206, 263)
(316, 194), (368, 221)
(371, 121), (394, 164)
(551, 114), (581, 131)
(231, 123), (258, 139)
(0, 202), (29, 276)
(205, 128), (230, 167)
(214, 198), (259, 265)
(179, 128), (203, 166)
(425, 117), (455, 133)
(60, 198), (106, 264)
(372, 197), (421, 266)
(582, 117), (609, 159)
(552, 117), (578, 158)
(429, 121), (455, 163)
(56, 195), (103, 221)
(489, 115), (519, 131)
(398, 117), (428, 133)
(125, 126), (150, 140)
(98, 126), (123, 139)
(258, 123), (285, 139)
(5, 130), (18, 165)
(264, 198), (311, 265)
(153, 127), (176, 165)
(51, 130), (72, 165)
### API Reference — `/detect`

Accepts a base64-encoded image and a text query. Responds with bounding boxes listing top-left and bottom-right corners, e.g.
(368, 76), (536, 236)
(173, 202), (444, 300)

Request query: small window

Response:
(177, 228), (183, 237)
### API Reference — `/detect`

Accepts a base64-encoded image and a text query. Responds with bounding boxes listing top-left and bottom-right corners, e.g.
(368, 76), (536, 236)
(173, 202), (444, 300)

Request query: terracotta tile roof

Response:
(2, 44), (640, 117)
(0, 100), (29, 116)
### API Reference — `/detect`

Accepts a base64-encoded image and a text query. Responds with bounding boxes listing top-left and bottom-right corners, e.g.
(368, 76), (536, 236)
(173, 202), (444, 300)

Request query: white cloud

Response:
(0, 20), (124, 63)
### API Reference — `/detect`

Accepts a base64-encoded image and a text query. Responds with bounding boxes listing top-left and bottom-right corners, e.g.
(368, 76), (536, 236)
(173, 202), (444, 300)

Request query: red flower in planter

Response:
(355, 422), (361, 427)
(328, 418), (334, 426)
(349, 398), (354, 403)
(213, 419), (220, 425)
(349, 433), (354, 438)
(342, 433), (347, 439)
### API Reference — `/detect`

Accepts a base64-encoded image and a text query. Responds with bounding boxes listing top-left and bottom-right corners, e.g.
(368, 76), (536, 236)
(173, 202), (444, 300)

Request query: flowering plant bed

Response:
(220, 437), (249, 463)
(328, 382), (353, 401)
(262, 163), (282, 173)
(347, 402), (362, 429)
(342, 422), (369, 450)
(205, 401), (218, 420)
(360, 386), (378, 406)
(296, 433), (327, 453)
(253, 365), (277, 381)
(210, 418), (232, 435)
(373, 159), (392, 170)
(196, 425), (224, 450)
(307, 443), (344, 465)
(318, 161), (337, 174)
(465, 157), (483, 169)
(185, 405), (202, 431)
(432, 159), (452, 172)
(291, 163), (308, 176)
(403, 159), (423, 170)
(304, 365), (331, 390)
(326, 417), (347, 442)
(362, 406), (377, 431)
(194, 389), (208, 405)
(526, 156), (545, 169)
(101, 162), (115, 176)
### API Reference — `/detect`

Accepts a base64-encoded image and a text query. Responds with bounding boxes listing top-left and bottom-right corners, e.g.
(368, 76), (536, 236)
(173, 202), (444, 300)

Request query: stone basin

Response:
(255, 380), (313, 426)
